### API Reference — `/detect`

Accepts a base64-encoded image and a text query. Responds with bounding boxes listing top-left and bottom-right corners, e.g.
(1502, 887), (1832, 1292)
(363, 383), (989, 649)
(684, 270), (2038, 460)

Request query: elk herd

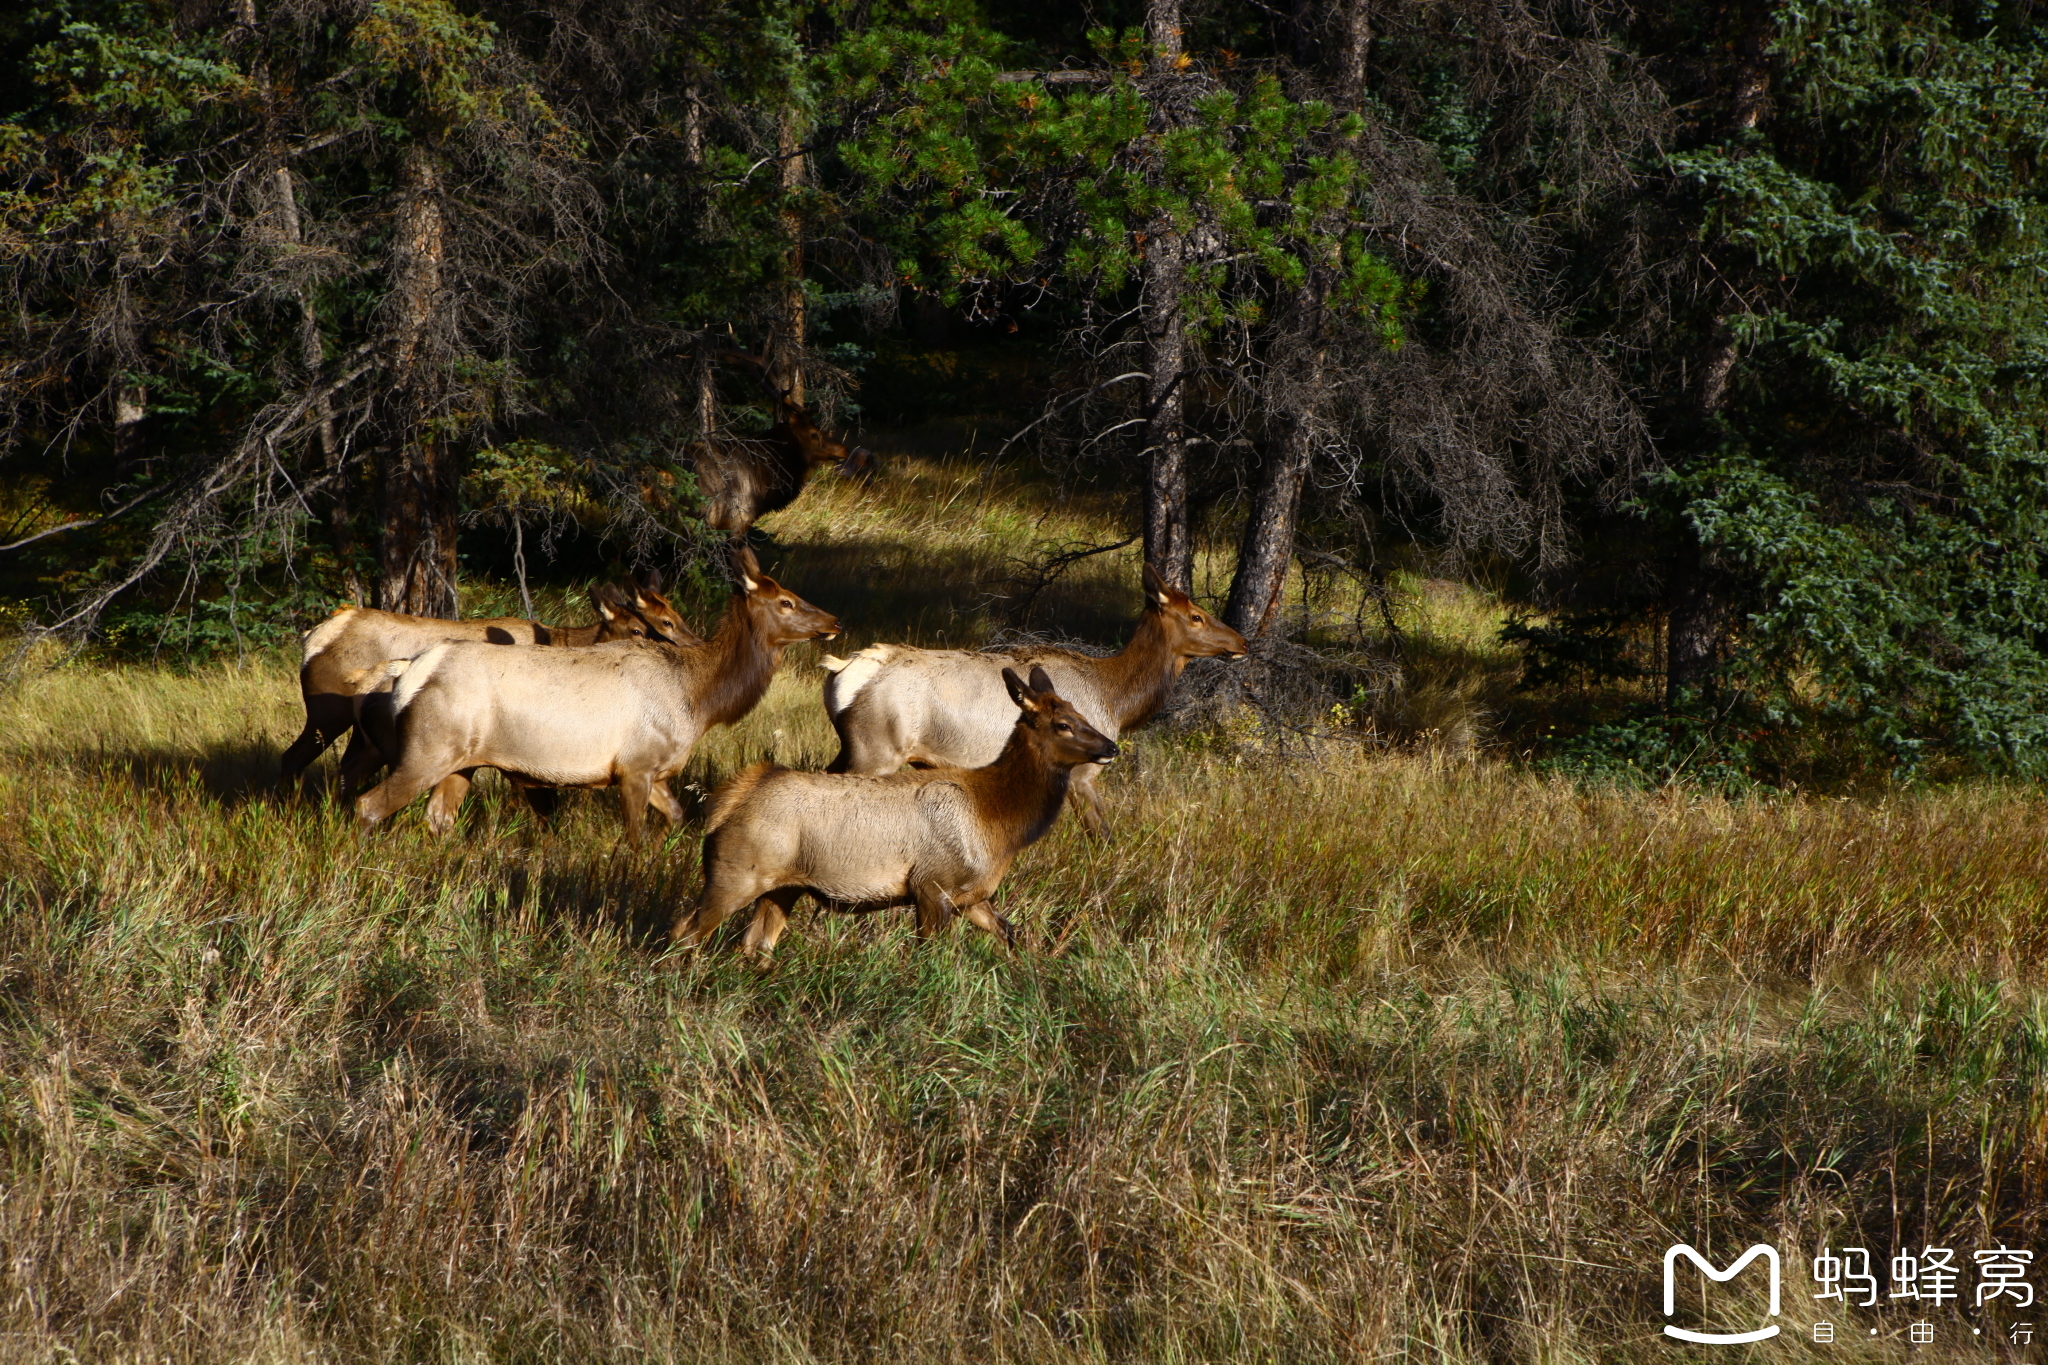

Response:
(284, 371), (1247, 955)
(289, 549), (1246, 956)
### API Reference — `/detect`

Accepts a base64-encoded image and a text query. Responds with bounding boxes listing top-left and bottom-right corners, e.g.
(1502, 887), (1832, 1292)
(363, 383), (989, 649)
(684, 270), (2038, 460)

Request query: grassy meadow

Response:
(3, 450), (2047, 1361)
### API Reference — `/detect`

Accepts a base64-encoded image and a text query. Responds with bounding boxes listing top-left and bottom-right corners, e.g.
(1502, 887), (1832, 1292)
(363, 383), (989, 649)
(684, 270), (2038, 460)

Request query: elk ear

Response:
(732, 544), (762, 591)
(592, 584), (620, 621)
(1002, 667), (1034, 709)
(1142, 562), (1172, 606)
(636, 567), (663, 595)
(1027, 665), (1055, 697)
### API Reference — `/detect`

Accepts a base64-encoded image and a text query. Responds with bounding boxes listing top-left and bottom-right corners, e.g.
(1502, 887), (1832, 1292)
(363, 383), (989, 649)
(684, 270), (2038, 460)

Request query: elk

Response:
(672, 665), (1117, 958)
(686, 350), (873, 536)
(355, 546), (841, 844)
(283, 576), (696, 793)
(818, 563), (1247, 836)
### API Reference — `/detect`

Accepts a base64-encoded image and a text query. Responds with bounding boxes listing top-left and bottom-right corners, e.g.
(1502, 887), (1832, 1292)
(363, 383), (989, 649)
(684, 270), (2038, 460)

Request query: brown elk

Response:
(672, 665), (1117, 958)
(818, 564), (1246, 837)
(686, 351), (872, 536)
(283, 575), (696, 793)
(355, 546), (840, 844)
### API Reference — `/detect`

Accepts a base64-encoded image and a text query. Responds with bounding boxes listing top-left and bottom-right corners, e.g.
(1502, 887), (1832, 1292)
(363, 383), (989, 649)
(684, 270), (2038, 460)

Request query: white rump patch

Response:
(391, 643), (450, 715)
(300, 606), (360, 664)
(820, 644), (896, 716)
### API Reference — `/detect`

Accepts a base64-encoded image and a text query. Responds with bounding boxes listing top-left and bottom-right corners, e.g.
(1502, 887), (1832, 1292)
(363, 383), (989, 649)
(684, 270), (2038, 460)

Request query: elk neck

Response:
(546, 622), (594, 646)
(961, 723), (1077, 852)
(1096, 606), (1188, 731)
(689, 592), (783, 727)
(768, 420), (820, 476)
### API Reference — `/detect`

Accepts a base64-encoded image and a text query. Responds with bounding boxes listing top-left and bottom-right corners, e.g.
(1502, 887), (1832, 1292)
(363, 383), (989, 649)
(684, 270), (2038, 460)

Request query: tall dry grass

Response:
(0, 455), (2044, 1362)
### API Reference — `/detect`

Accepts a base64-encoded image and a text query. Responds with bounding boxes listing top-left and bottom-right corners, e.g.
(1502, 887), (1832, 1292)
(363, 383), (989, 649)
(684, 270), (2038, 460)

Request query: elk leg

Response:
(1067, 765), (1111, 841)
(671, 867), (774, 948)
(278, 722), (339, 789)
(425, 770), (475, 835)
(355, 761), (450, 829)
(911, 882), (957, 940)
(355, 689), (403, 767)
(740, 886), (806, 960)
(516, 782), (559, 821)
(617, 771), (654, 849)
(334, 729), (387, 796)
(646, 780), (687, 828)
(957, 899), (1018, 951)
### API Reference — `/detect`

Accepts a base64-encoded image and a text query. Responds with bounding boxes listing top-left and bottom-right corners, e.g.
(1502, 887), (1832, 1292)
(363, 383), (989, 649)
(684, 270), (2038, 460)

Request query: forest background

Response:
(7, 3), (2048, 1360)
(8, 0), (2048, 784)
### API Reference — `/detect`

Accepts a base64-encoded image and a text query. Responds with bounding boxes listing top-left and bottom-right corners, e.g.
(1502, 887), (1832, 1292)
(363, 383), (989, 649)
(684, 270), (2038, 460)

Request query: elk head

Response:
(626, 569), (701, 645)
(1142, 563), (1249, 659)
(772, 391), (874, 479)
(1002, 665), (1120, 767)
(590, 584), (668, 642)
(733, 544), (842, 645)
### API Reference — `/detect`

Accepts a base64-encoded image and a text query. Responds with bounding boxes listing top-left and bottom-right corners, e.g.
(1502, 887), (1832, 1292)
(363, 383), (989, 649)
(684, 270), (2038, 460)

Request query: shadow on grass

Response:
(13, 738), (294, 808)
(766, 535), (1158, 651)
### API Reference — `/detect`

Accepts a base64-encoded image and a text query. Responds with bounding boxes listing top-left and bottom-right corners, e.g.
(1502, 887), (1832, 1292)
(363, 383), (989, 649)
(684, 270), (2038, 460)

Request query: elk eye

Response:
(1192, 614), (1205, 625)
(1056, 722), (1072, 733)
(781, 599), (794, 609)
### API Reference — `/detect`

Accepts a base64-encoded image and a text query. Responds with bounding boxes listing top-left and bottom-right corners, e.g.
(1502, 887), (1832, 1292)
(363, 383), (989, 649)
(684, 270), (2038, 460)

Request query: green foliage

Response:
(1535, 701), (1766, 794)
(1526, 0), (2048, 781)
(833, 26), (1409, 342)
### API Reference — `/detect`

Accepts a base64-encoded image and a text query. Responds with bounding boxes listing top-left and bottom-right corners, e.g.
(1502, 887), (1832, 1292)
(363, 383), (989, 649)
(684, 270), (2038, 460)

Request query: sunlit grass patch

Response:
(1, 457), (2043, 1361)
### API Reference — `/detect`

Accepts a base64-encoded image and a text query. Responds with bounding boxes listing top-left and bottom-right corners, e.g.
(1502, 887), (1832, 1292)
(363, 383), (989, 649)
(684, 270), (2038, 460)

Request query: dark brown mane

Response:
(689, 588), (785, 728)
(973, 719), (1078, 848)
(1093, 604), (1187, 731)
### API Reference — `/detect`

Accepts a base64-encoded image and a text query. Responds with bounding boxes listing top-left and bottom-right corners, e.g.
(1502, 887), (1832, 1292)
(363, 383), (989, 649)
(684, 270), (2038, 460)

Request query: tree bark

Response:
(775, 107), (806, 405)
(1667, 18), (1772, 706)
(684, 82), (718, 440)
(1223, 0), (1358, 638)
(1141, 0), (1193, 591)
(1142, 227), (1192, 591)
(1224, 293), (1326, 639)
(272, 165), (362, 601)
(1332, 0), (1370, 110)
(377, 144), (458, 618)
(113, 383), (147, 470)
(1287, 0), (1369, 101)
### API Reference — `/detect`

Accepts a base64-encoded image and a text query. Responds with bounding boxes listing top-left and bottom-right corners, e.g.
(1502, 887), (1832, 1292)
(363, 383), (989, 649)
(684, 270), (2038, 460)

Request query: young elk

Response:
(283, 576), (695, 793)
(687, 351), (873, 536)
(672, 665), (1116, 959)
(355, 546), (840, 844)
(819, 563), (1246, 837)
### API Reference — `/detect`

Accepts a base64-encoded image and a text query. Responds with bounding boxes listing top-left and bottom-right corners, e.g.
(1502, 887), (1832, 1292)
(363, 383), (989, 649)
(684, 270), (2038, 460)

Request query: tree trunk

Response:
(112, 383), (147, 470)
(1333, 0), (1370, 110)
(273, 165), (362, 601)
(1225, 294), (1326, 639)
(1141, 0), (1192, 591)
(775, 107), (806, 405)
(1145, 0), (1182, 62)
(1224, 0), (1357, 637)
(1667, 20), (1772, 706)
(1287, 0), (1368, 100)
(1142, 227), (1192, 591)
(684, 83), (718, 440)
(377, 145), (458, 619)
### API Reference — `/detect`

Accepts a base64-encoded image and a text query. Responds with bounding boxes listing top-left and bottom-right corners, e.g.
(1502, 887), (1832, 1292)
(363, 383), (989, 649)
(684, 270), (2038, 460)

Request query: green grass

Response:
(1, 454), (2044, 1361)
